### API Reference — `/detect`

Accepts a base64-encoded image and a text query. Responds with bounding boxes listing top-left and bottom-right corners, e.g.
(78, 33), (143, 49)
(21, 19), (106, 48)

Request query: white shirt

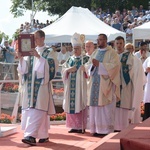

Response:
(57, 51), (70, 64)
(143, 57), (150, 103)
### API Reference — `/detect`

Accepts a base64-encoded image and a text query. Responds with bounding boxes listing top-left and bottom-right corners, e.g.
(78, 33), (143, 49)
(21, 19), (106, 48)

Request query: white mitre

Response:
(71, 32), (85, 47)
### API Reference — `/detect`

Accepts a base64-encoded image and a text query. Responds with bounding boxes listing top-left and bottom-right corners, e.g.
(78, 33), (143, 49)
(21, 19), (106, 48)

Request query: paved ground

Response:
(0, 123), (108, 150)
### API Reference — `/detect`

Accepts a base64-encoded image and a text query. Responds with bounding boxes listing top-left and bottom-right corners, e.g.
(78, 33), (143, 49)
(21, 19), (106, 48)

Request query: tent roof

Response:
(133, 22), (150, 40)
(134, 21), (150, 30)
(42, 6), (126, 43)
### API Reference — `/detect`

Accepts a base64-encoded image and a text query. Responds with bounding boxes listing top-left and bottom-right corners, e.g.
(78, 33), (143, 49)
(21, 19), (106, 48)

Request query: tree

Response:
(12, 29), (20, 40)
(91, 0), (149, 13)
(10, 0), (92, 17)
(10, 0), (150, 18)
(43, 0), (92, 16)
(10, 0), (46, 18)
(0, 31), (9, 45)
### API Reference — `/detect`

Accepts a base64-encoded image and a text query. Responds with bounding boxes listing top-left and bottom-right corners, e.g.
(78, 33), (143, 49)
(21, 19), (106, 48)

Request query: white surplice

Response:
(143, 57), (150, 104)
(18, 45), (58, 138)
(115, 52), (145, 131)
(61, 54), (89, 130)
(88, 46), (120, 134)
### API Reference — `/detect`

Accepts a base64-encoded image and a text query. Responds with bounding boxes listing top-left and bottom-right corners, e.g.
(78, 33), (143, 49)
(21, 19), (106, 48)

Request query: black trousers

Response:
(143, 103), (150, 121)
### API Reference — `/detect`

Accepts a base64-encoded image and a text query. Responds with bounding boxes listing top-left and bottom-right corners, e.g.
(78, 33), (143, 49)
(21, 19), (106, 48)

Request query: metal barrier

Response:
(0, 62), (19, 136)
(0, 62), (19, 114)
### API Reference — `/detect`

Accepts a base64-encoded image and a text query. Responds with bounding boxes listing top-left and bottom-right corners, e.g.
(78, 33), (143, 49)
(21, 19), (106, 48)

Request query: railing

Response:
(0, 63), (64, 125)
(0, 62), (19, 123)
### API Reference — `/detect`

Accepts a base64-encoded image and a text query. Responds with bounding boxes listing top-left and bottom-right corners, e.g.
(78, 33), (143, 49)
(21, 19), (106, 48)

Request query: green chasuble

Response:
(66, 55), (89, 114)
(25, 48), (55, 108)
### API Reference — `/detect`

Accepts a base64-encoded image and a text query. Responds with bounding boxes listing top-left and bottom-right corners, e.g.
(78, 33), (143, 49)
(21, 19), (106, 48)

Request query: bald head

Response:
(124, 43), (134, 53)
(85, 40), (95, 56)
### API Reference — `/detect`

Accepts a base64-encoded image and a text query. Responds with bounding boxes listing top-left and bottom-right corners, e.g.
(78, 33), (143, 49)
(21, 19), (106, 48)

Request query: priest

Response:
(88, 34), (120, 136)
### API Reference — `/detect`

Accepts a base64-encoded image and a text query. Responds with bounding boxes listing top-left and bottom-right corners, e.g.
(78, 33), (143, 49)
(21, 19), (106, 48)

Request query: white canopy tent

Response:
(42, 6), (126, 43)
(133, 21), (150, 45)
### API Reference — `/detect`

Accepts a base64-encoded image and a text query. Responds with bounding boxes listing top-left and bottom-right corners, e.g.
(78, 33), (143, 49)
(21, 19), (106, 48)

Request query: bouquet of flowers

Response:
(0, 113), (15, 124)
(50, 112), (66, 121)
(53, 88), (64, 96)
(1, 83), (19, 92)
(19, 112), (66, 122)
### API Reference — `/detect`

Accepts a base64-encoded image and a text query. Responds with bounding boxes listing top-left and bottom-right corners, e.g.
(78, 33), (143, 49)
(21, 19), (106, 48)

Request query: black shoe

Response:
(93, 133), (100, 137)
(38, 138), (49, 143)
(22, 136), (36, 146)
(93, 133), (107, 137)
(77, 129), (85, 133)
(114, 130), (121, 132)
(68, 129), (78, 133)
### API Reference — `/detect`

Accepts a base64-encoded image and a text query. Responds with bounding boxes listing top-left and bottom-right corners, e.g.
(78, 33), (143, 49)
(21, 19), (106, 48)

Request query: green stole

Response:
(25, 48), (55, 108)
(116, 52), (130, 108)
(121, 52), (130, 85)
(67, 55), (89, 114)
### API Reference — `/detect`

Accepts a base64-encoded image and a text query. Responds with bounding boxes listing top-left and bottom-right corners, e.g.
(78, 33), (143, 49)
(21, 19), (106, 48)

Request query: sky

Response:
(0, 0), (58, 38)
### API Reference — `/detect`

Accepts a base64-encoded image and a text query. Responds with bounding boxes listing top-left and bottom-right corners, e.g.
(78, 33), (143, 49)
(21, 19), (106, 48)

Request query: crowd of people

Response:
(16, 4), (150, 44)
(19, 19), (53, 34)
(0, 40), (16, 80)
(92, 5), (150, 43)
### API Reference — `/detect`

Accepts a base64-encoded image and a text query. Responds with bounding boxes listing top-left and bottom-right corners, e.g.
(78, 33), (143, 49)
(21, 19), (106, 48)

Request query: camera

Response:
(0, 46), (7, 59)
(2, 47), (7, 52)
(0, 46), (9, 52)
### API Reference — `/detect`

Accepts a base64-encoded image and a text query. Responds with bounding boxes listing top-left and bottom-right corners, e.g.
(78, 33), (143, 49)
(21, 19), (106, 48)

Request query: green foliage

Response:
(12, 29), (20, 40)
(45, 0), (92, 16)
(10, 0), (53, 17)
(0, 119), (12, 124)
(0, 113), (14, 124)
(50, 112), (66, 121)
(10, 0), (92, 17)
(10, 0), (150, 18)
(92, 0), (150, 12)
(0, 32), (9, 44)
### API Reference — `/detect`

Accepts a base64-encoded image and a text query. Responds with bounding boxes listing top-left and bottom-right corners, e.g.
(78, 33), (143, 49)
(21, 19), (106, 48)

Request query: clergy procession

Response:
(12, 27), (148, 146)
(0, 2), (150, 150)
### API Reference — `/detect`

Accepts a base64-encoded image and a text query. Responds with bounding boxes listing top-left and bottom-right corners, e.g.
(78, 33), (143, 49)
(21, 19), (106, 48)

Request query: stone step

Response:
(94, 123), (140, 150)
(0, 125), (17, 137)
